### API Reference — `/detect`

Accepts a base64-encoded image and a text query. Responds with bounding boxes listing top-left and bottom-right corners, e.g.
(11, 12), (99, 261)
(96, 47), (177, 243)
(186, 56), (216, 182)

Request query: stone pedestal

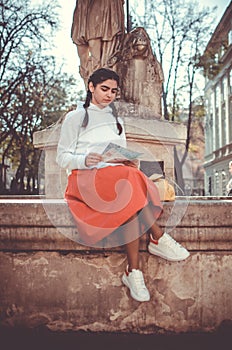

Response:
(33, 117), (186, 199)
(33, 124), (67, 199)
(124, 116), (186, 181)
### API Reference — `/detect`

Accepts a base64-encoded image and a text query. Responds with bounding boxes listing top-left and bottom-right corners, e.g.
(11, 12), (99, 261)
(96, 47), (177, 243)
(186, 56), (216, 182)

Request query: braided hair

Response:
(82, 68), (122, 135)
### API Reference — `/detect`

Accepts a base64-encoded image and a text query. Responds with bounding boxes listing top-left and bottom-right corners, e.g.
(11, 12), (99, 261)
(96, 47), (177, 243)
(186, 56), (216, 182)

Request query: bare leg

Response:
(140, 204), (163, 240)
(125, 237), (140, 271)
(121, 213), (151, 302)
(123, 214), (141, 271)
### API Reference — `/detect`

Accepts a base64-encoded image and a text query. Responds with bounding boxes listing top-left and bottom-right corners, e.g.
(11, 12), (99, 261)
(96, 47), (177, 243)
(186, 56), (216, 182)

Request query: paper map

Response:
(102, 143), (143, 162)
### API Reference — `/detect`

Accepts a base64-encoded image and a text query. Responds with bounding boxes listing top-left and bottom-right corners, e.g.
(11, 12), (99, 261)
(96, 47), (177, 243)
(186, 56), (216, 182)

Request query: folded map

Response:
(102, 143), (143, 162)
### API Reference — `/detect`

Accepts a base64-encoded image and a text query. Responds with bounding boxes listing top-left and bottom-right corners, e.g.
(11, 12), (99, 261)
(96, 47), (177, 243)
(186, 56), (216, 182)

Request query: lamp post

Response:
(126, 0), (130, 32)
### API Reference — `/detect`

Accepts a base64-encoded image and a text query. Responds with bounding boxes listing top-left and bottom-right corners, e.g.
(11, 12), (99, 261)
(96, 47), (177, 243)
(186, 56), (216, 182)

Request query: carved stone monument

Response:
(116, 27), (164, 119)
(33, 2), (187, 198)
(71, 0), (125, 85)
(71, 2), (163, 118)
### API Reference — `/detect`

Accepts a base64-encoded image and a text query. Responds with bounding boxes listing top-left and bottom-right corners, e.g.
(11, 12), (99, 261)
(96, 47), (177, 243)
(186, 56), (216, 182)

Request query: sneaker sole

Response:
(148, 245), (190, 261)
(122, 275), (150, 302)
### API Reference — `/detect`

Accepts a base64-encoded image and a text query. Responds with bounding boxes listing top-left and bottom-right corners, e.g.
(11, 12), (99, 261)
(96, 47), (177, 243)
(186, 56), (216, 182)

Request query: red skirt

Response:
(65, 165), (162, 247)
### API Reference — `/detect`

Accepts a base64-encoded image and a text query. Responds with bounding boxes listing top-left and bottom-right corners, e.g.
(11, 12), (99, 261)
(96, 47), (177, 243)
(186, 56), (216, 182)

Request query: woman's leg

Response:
(125, 237), (140, 271)
(123, 214), (141, 271)
(139, 204), (163, 240)
(121, 213), (150, 302)
(122, 205), (164, 271)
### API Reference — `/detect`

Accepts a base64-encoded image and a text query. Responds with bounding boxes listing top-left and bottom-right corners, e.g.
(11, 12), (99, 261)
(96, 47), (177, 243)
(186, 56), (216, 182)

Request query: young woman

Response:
(56, 68), (189, 302)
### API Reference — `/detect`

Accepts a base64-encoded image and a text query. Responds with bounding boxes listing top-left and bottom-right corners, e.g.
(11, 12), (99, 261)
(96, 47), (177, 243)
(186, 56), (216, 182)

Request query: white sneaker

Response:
(122, 266), (150, 302)
(148, 232), (190, 261)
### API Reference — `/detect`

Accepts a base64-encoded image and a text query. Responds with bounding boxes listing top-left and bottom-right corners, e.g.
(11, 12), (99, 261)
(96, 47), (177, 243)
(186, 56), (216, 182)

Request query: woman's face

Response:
(89, 79), (118, 108)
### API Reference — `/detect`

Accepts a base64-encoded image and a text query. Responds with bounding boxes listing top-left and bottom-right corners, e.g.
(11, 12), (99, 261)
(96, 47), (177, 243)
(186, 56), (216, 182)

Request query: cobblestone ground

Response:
(0, 326), (231, 350)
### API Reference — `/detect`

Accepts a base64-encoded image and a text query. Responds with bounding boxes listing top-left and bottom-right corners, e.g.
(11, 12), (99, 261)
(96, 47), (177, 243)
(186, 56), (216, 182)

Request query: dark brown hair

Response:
(82, 68), (122, 135)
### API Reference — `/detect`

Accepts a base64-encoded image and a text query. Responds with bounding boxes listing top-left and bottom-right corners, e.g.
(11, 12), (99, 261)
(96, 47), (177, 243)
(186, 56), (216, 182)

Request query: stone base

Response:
(1, 250), (231, 333)
(33, 118), (186, 198)
(0, 198), (231, 333)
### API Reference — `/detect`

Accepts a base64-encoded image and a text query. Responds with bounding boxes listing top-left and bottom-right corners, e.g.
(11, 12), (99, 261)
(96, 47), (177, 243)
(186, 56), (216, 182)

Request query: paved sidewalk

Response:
(0, 326), (231, 350)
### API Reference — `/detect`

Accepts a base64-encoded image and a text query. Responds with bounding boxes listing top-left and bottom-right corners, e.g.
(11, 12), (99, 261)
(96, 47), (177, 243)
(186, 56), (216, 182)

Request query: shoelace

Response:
(131, 270), (147, 291)
(163, 234), (184, 250)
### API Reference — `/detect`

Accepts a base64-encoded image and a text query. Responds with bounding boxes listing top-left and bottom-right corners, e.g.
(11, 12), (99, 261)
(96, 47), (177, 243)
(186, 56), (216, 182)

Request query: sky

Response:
(32, 0), (231, 90)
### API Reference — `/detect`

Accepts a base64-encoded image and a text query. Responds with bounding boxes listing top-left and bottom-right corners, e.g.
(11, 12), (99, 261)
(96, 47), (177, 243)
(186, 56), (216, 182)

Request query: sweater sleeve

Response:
(56, 110), (88, 170)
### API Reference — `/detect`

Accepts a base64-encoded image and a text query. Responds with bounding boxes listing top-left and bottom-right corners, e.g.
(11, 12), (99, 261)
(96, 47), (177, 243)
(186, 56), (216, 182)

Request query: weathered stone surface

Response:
(0, 199), (231, 251)
(116, 27), (164, 118)
(0, 198), (231, 333)
(0, 251), (231, 333)
(1, 198), (231, 227)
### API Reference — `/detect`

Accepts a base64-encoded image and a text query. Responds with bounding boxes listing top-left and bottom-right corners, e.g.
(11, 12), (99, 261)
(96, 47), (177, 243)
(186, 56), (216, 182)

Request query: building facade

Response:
(203, 2), (232, 196)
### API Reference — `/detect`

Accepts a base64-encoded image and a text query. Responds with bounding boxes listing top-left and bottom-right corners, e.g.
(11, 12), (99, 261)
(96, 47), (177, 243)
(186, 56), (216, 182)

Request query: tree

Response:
(0, 0), (77, 194)
(0, 0), (58, 115)
(130, 0), (216, 193)
(2, 56), (75, 193)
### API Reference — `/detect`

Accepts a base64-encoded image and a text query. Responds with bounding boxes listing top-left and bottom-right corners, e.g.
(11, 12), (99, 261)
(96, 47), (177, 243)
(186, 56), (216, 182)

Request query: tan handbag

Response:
(149, 173), (175, 201)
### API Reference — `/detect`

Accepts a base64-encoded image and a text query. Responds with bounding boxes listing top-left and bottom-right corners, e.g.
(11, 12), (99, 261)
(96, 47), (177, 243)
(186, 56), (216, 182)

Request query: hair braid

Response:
(110, 102), (123, 135)
(82, 90), (91, 127)
(83, 90), (92, 109)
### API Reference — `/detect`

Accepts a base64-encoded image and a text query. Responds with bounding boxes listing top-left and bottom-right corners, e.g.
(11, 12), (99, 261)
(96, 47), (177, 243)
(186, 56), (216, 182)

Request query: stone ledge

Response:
(0, 198), (231, 251)
(0, 198), (231, 333)
(0, 251), (231, 333)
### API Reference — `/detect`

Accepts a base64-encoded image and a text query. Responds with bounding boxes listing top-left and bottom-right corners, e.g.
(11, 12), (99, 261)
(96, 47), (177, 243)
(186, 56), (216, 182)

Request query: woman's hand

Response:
(122, 159), (140, 168)
(85, 152), (103, 167)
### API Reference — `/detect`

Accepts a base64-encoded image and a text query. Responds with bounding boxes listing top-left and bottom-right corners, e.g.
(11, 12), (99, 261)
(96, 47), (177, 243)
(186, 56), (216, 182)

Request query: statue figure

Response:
(117, 27), (164, 118)
(71, 0), (125, 84)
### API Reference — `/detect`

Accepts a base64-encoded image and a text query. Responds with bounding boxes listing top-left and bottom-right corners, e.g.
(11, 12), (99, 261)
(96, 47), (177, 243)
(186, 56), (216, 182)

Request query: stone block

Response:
(0, 251), (231, 333)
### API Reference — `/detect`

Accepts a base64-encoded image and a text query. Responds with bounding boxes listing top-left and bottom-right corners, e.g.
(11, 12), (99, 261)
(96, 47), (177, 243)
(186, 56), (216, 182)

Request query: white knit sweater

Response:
(56, 103), (126, 173)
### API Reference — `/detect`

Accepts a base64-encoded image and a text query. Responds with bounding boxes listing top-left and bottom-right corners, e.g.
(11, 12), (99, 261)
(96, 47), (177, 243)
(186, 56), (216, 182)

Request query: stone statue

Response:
(71, 2), (164, 118)
(71, 0), (125, 84)
(117, 27), (164, 119)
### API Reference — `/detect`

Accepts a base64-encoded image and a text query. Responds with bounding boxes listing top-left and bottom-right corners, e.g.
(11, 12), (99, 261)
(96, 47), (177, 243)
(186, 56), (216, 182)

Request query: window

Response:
(215, 87), (220, 149)
(214, 171), (220, 196)
(221, 104), (226, 146)
(229, 30), (232, 45)
(215, 84), (220, 108)
(229, 97), (232, 142)
(206, 96), (213, 153)
(222, 76), (227, 102)
(230, 69), (232, 95)
(222, 170), (227, 196)
(208, 176), (212, 195)
(209, 94), (213, 118)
